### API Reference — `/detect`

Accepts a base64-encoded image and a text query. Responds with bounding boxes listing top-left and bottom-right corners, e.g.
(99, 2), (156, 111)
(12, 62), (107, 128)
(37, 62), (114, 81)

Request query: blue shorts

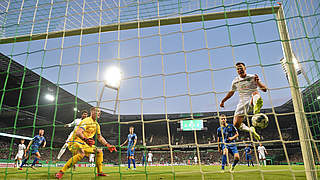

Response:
(31, 148), (39, 154)
(127, 148), (135, 157)
(221, 145), (238, 155)
(246, 155), (252, 160)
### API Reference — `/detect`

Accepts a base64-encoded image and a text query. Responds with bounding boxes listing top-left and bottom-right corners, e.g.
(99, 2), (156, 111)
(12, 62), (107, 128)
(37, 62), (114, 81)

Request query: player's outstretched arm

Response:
(220, 91), (235, 107)
(64, 120), (75, 128)
(97, 134), (117, 152)
(121, 139), (128, 147)
(42, 140), (46, 148)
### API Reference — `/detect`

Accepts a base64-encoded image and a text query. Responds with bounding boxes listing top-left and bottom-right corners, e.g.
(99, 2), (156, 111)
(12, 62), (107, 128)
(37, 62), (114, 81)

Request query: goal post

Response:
(276, 6), (317, 180)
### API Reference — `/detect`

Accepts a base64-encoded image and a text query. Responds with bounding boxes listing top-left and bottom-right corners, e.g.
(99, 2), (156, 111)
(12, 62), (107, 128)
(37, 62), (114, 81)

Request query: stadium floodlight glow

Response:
(45, 94), (54, 102)
(73, 108), (77, 111)
(103, 66), (122, 90)
(317, 96), (320, 100)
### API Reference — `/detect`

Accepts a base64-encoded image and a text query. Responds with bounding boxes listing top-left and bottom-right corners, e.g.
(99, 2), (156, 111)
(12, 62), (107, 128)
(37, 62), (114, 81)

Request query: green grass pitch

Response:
(1, 165), (319, 179)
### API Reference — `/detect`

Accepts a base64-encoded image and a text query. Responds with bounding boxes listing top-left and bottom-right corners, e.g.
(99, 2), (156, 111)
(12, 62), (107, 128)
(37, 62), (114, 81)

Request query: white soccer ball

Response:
(251, 113), (269, 129)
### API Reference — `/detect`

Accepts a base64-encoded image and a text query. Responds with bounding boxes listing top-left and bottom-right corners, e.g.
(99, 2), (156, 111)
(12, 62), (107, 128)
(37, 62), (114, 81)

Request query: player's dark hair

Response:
(236, 62), (245, 67)
(81, 110), (88, 114)
(219, 114), (226, 118)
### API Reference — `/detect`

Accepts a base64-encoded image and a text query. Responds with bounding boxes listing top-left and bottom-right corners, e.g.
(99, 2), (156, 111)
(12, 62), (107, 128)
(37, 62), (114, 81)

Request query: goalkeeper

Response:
(55, 107), (117, 179)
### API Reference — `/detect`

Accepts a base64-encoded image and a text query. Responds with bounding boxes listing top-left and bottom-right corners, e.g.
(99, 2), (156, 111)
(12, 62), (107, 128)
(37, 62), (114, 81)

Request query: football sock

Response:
(264, 160), (267, 166)
(61, 154), (84, 172)
(247, 161), (249, 166)
(251, 161), (254, 166)
(128, 159), (131, 168)
(232, 159), (239, 167)
(57, 143), (68, 160)
(31, 157), (38, 166)
(252, 94), (261, 106)
(96, 151), (103, 173)
(20, 159), (28, 168)
(132, 159), (136, 168)
(16, 161), (19, 168)
(222, 154), (227, 169)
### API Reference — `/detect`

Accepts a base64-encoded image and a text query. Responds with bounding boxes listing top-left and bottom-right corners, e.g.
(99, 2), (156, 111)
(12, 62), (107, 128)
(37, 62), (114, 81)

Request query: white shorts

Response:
(235, 100), (253, 116)
(259, 153), (266, 160)
(148, 158), (152, 162)
(15, 152), (23, 159)
(89, 155), (95, 162)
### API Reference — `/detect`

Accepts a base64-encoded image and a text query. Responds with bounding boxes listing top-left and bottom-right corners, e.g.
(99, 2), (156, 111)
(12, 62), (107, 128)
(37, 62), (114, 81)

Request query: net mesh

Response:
(0, 0), (319, 179)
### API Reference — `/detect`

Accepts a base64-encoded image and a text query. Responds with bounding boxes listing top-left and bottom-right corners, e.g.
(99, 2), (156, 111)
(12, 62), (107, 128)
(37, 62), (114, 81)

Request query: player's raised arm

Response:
(64, 120), (76, 128)
(254, 74), (267, 92)
(220, 90), (235, 108)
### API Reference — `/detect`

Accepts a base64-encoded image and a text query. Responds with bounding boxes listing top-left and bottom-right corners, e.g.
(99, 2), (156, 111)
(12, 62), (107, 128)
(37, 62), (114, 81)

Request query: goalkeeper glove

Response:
(83, 138), (95, 146)
(106, 144), (117, 152)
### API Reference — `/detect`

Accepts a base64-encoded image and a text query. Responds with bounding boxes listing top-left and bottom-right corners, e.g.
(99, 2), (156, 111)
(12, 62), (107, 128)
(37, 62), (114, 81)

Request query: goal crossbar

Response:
(0, 6), (280, 44)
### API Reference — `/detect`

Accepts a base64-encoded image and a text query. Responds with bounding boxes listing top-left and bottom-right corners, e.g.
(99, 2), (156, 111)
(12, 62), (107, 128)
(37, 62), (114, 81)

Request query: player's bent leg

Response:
(31, 152), (41, 169)
(233, 115), (244, 129)
(252, 92), (263, 114)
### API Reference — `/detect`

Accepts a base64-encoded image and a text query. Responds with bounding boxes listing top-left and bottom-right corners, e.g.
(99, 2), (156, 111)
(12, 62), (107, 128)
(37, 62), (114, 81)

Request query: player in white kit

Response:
(89, 153), (95, 167)
(57, 110), (88, 160)
(258, 143), (268, 166)
(148, 151), (153, 165)
(15, 139), (26, 168)
(194, 156), (198, 165)
(220, 62), (267, 140)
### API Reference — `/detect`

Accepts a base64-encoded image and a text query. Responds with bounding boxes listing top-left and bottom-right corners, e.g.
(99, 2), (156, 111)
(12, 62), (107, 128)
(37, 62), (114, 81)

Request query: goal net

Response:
(0, 0), (319, 179)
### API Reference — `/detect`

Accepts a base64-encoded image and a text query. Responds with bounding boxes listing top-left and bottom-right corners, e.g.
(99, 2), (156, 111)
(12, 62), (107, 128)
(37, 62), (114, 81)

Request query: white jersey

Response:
(66, 118), (82, 142)
(194, 156), (198, 163)
(231, 74), (258, 103)
(15, 144), (26, 159)
(148, 152), (153, 161)
(258, 146), (266, 158)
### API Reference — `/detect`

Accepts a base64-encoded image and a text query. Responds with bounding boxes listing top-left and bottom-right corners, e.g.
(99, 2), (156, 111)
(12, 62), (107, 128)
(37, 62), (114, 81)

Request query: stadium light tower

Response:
(280, 53), (311, 85)
(97, 66), (122, 114)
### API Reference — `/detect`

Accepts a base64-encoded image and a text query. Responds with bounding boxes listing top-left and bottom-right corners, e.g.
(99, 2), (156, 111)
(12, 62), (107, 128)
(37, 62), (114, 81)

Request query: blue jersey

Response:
(217, 124), (238, 144)
(31, 135), (46, 150)
(127, 133), (137, 148)
(244, 147), (251, 155)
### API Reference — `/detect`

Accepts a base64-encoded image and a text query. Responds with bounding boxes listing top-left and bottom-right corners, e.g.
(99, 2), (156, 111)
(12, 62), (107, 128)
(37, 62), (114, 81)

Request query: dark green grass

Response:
(1, 165), (319, 180)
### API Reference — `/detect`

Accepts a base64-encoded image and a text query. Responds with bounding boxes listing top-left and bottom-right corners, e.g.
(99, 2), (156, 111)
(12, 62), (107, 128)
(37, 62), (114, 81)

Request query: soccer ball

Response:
(251, 113), (269, 129)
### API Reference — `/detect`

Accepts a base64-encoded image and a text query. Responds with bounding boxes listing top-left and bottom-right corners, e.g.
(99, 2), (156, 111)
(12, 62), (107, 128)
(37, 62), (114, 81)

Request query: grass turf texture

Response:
(1, 165), (319, 179)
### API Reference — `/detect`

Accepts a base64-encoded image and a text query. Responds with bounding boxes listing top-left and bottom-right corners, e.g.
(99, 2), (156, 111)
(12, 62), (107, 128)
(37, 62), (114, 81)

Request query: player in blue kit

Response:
(242, 144), (254, 167)
(217, 114), (240, 172)
(19, 129), (46, 170)
(121, 126), (137, 170)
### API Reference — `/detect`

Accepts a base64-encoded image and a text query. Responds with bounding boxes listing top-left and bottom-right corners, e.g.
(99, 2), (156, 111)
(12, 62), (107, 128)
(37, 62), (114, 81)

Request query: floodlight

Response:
(45, 94), (54, 101)
(104, 66), (122, 90)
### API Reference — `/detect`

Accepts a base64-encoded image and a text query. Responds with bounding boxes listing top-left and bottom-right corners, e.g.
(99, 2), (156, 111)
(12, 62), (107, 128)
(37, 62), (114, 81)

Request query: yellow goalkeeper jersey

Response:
(68, 117), (101, 143)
